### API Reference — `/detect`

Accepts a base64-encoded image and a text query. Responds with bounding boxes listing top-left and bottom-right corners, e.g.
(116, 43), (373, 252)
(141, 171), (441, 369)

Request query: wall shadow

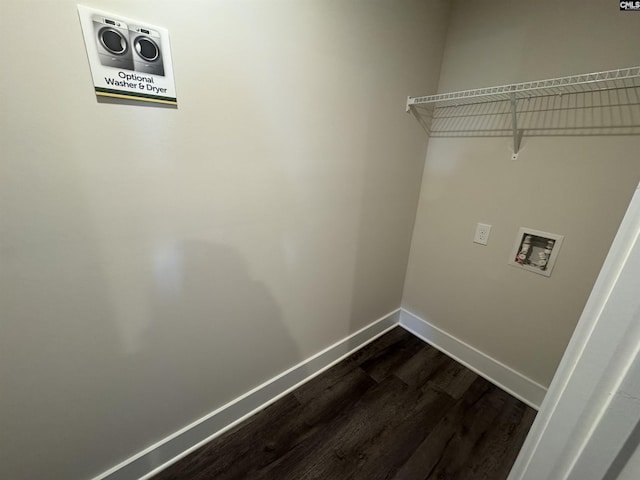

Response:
(115, 239), (298, 479)
(137, 239), (295, 422)
(1, 226), (297, 480)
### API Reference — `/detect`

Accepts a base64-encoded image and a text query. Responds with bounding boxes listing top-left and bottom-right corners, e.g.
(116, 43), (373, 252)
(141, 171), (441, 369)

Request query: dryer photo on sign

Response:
(129, 25), (165, 76)
(92, 15), (134, 71)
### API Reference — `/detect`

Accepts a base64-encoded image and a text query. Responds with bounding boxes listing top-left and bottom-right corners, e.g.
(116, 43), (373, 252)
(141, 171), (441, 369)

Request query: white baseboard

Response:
(92, 309), (401, 480)
(399, 308), (547, 410)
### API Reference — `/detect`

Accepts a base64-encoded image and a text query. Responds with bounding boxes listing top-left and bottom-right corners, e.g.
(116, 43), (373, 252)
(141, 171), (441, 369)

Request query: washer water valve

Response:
(509, 228), (564, 277)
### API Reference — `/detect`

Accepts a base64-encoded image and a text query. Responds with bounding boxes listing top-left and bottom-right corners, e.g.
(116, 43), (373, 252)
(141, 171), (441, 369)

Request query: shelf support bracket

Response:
(406, 96), (414, 113)
(510, 92), (521, 158)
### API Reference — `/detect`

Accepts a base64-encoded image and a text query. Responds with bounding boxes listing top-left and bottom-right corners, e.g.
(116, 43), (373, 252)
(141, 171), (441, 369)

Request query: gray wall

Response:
(0, 1), (449, 479)
(402, 0), (640, 387)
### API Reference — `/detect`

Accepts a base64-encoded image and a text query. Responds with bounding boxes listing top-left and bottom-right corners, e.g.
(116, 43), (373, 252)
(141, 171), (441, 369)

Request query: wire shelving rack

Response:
(406, 66), (640, 157)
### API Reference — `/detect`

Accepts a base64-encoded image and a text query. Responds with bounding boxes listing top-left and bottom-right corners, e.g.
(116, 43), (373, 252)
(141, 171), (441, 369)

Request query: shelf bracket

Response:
(510, 92), (521, 158)
(406, 96), (414, 113)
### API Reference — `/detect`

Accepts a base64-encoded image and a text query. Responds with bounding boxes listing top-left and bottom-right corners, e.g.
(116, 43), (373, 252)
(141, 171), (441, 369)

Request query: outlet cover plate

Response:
(474, 223), (492, 245)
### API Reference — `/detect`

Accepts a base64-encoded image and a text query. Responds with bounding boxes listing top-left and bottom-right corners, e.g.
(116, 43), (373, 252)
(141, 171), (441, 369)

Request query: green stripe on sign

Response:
(95, 87), (177, 103)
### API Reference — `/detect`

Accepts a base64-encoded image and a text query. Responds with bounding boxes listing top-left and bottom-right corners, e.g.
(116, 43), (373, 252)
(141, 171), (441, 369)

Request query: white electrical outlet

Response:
(474, 223), (492, 245)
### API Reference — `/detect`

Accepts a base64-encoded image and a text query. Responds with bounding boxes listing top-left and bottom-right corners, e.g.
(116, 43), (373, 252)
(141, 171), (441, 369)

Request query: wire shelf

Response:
(406, 66), (640, 156)
(407, 66), (640, 110)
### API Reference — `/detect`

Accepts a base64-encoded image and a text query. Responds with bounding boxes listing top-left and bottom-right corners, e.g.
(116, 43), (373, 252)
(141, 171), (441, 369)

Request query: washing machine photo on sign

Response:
(92, 15), (134, 71)
(129, 25), (165, 76)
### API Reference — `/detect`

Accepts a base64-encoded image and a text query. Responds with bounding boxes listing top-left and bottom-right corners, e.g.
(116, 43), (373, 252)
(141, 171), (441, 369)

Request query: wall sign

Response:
(78, 5), (177, 106)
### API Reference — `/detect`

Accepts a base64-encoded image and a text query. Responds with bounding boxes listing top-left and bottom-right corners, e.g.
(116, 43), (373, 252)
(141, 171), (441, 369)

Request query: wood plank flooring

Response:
(152, 327), (536, 480)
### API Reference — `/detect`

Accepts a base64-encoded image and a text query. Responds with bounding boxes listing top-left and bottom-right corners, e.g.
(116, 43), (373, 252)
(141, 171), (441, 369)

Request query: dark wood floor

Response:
(153, 327), (536, 480)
